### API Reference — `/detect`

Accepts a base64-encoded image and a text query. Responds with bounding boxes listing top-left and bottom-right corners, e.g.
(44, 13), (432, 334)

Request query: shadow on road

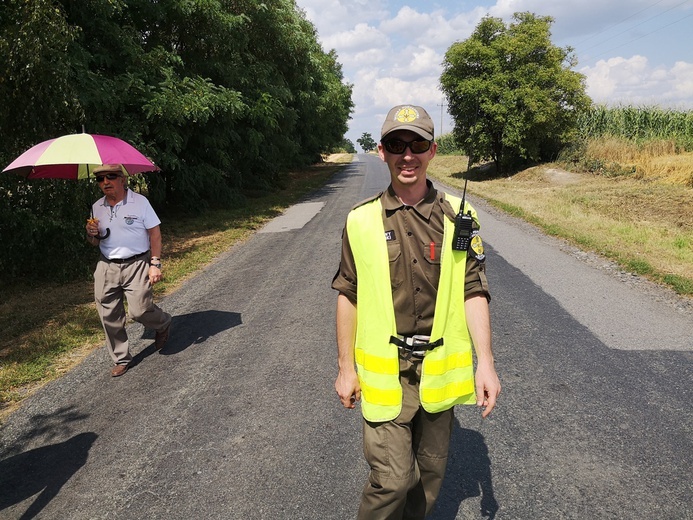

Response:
(135, 310), (243, 365)
(0, 431), (97, 519)
(432, 421), (499, 519)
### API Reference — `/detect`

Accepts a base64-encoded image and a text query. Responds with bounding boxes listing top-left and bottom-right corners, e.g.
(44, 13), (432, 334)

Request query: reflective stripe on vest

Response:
(346, 193), (478, 422)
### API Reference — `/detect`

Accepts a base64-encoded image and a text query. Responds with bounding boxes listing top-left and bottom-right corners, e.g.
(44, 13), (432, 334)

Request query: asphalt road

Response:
(1, 154), (691, 519)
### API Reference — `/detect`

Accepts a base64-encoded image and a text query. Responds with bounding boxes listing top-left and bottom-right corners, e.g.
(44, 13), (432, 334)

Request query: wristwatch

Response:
(151, 257), (162, 269)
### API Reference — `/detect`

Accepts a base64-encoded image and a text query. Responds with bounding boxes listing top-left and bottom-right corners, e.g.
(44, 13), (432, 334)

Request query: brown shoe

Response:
(155, 322), (171, 350)
(111, 364), (128, 377)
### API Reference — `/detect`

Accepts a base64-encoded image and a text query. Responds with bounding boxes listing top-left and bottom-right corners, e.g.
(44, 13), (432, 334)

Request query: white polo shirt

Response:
(92, 189), (161, 260)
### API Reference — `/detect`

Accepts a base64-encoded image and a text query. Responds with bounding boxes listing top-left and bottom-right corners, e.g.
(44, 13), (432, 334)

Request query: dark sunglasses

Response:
(382, 138), (433, 155)
(94, 173), (121, 183)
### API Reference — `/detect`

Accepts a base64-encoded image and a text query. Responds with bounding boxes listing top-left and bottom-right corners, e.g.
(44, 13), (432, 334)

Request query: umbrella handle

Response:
(95, 228), (111, 240)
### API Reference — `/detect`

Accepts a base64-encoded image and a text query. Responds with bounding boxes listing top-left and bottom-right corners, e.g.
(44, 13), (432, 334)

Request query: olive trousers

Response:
(94, 257), (171, 366)
(357, 355), (455, 520)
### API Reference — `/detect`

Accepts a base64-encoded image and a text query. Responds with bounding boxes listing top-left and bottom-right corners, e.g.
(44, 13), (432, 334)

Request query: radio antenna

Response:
(460, 178), (468, 210)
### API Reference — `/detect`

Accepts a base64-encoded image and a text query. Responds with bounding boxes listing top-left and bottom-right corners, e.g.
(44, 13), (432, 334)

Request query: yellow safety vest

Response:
(346, 193), (478, 422)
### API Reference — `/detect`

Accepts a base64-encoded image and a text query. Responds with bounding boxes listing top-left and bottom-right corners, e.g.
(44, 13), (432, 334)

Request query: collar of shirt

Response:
(383, 180), (437, 220)
(100, 188), (130, 208)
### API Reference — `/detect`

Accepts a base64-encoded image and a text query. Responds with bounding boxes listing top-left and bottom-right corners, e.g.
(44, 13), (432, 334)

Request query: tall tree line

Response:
(0, 0), (353, 282)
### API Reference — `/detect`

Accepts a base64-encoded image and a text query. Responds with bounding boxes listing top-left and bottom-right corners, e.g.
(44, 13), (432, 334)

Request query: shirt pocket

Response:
(387, 240), (405, 288)
(422, 241), (442, 266)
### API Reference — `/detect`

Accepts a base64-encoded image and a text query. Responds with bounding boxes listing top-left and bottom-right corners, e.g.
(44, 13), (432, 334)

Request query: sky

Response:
(293, 0), (693, 149)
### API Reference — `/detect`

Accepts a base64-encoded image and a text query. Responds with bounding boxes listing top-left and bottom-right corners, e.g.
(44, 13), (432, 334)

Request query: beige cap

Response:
(381, 105), (434, 140)
(93, 164), (124, 174)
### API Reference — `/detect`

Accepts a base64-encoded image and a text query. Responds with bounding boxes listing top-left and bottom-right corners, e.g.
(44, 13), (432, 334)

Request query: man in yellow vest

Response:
(332, 104), (501, 519)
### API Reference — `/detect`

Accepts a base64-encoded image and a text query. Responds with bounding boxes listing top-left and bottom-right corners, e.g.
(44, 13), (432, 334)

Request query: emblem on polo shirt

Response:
(395, 106), (419, 123)
(124, 215), (138, 225)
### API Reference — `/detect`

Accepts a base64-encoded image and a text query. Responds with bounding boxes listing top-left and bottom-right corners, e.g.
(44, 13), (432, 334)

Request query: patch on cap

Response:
(381, 104), (434, 140)
(395, 106), (420, 124)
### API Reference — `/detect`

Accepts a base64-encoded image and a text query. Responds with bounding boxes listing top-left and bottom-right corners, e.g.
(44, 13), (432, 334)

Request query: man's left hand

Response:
(149, 265), (163, 284)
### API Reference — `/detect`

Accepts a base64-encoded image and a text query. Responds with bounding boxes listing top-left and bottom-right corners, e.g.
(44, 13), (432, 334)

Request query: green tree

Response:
(440, 12), (591, 172)
(0, 0), (353, 283)
(0, 0), (82, 159)
(357, 132), (377, 153)
(436, 133), (463, 155)
(340, 139), (357, 154)
(1, 0), (352, 211)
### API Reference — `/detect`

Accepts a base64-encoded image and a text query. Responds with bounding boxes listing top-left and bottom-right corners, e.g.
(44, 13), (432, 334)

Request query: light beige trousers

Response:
(94, 257), (171, 366)
(357, 355), (455, 520)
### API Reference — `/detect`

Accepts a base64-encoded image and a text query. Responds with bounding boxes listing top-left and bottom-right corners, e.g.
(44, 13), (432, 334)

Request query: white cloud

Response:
(322, 23), (385, 53)
(379, 6), (481, 48)
(380, 5), (433, 35)
(582, 56), (693, 107)
(428, 10), (487, 47)
(350, 48), (390, 67)
(370, 76), (443, 109)
(670, 61), (693, 103)
(297, 0), (388, 35)
(407, 46), (443, 77)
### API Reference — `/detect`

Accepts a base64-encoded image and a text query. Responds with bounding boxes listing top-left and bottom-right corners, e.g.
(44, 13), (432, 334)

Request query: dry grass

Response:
(428, 154), (693, 296)
(584, 137), (693, 185)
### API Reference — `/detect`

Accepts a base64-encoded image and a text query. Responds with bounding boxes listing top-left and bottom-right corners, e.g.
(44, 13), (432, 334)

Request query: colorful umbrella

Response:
(2, 133), (160, 239)
(2, 133), (160, 179)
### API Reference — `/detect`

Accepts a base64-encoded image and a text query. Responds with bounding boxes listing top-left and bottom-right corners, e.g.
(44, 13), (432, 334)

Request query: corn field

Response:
(577, 105), (693, 148)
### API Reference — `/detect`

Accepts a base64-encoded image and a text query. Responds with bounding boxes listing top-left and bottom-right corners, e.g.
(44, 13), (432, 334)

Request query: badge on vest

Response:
(385, 230), (396, 241)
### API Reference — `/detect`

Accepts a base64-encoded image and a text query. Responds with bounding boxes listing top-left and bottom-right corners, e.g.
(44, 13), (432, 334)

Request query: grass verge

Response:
(0, 154), (352, 421)
(428, 155), (693, 297)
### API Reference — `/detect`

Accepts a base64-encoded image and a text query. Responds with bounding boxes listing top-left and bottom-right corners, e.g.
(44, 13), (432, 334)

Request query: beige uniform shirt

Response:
(332, 182), (490, 337)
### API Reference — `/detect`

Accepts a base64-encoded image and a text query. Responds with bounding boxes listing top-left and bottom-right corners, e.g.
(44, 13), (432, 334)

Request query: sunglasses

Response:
(94, 173), (121, 183)
(382, 138), (433, 155)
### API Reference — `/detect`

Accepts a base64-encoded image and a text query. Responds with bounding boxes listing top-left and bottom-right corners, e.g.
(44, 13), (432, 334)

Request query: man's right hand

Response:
(86, 218), (99, 237)
(335, 369), (361, 409)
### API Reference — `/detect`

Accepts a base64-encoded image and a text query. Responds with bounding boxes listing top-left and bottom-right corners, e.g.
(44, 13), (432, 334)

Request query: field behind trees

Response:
(577, 105), (693, 148)
(565, 105), (693, 186)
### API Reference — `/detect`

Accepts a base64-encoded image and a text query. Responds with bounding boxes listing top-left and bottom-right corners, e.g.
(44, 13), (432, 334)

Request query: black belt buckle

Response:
(391, 335), (445, 360)
(107, 251), (147, 264)
(391, 335), (436, 360)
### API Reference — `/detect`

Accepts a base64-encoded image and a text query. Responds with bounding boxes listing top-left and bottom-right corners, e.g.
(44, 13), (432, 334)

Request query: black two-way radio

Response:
(452, 179), (473, 251)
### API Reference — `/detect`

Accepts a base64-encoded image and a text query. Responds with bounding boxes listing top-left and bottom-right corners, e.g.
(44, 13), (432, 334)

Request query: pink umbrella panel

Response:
(2, 133), (160, 179)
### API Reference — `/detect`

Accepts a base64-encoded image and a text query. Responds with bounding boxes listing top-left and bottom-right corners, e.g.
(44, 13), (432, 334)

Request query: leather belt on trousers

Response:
(104, 251), (149, 264)
(389, 335), (444, 358)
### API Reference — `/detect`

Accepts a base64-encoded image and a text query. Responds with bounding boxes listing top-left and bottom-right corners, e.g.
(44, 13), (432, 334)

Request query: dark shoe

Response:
(155, 322), (171, 350)
(111, 364), (128, 377)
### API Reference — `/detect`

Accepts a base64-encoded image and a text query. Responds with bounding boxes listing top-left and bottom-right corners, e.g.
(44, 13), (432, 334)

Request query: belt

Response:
(390, 335), (444, 358)
(104, 251), (149, 264)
